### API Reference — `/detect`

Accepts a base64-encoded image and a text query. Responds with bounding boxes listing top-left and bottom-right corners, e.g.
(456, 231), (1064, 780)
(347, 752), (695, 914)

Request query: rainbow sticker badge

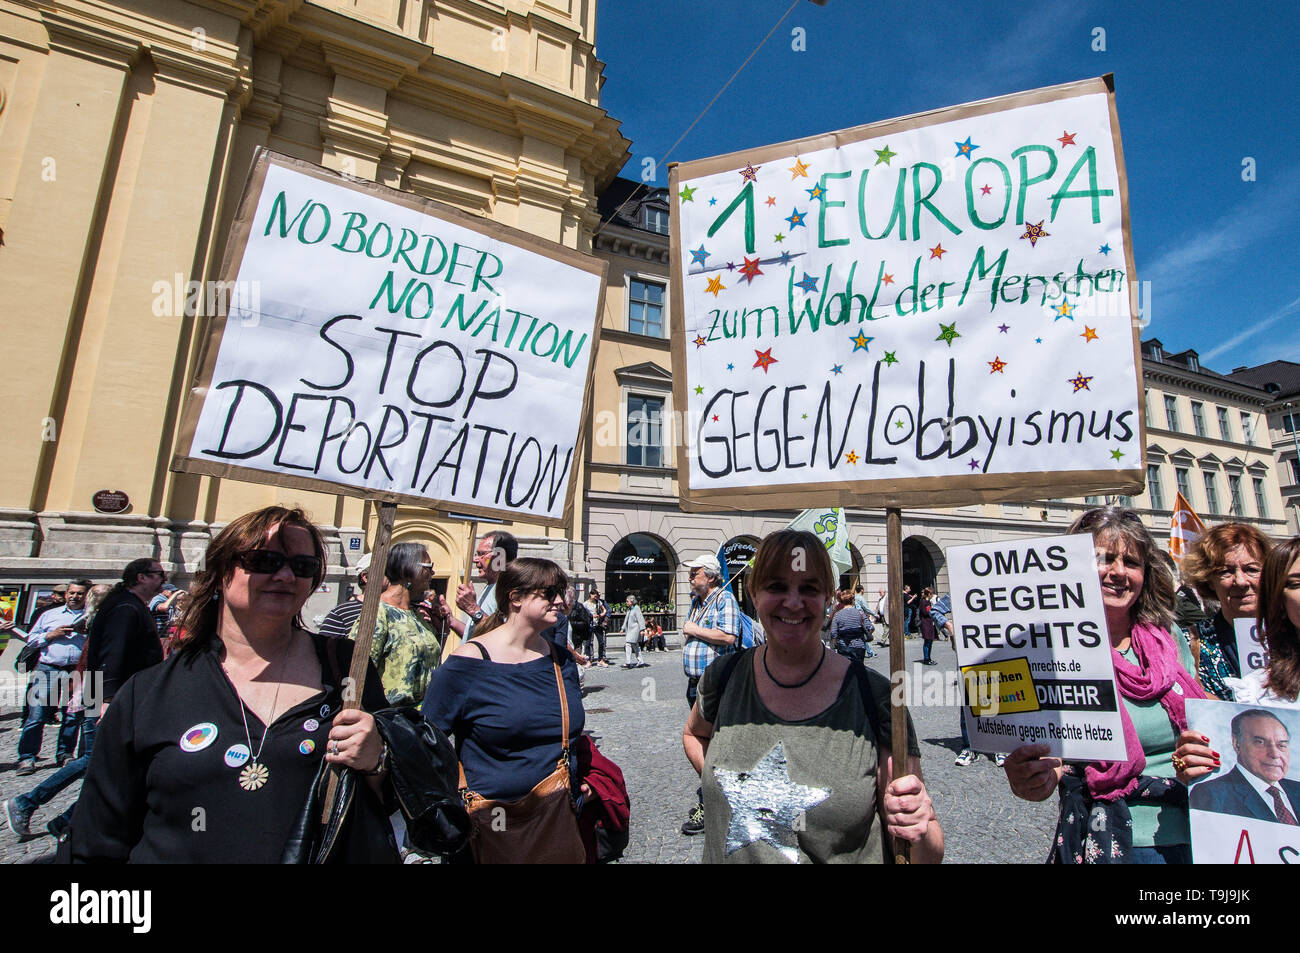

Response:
(299, 740), (315, 755)
(179, 722), (219, 753)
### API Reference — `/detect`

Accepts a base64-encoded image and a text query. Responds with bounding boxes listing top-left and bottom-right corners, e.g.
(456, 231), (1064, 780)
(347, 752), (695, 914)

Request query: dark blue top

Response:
(422, 646), (584, 801)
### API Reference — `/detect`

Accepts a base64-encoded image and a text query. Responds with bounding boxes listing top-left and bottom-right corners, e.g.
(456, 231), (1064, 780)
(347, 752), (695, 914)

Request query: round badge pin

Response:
(299, 739), (316, 755)
(179, 723), (219, 753)
(303, 718), (319, 732)
(224, 743), (252, 768)
(319, 704), (331, 718)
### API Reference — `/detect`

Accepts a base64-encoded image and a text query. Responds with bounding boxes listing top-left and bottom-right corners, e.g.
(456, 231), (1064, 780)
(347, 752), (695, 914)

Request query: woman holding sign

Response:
(682, 529), (942, 864)
(1003, 506), (1214, 864)
(1180, 523), (1273, 700)
(69, 506), (395, 863)
(1229, 536), (1300, 709)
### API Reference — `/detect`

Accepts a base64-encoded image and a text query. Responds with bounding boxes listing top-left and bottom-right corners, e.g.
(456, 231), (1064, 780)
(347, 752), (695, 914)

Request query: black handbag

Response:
(16, 639), (41, 672)
(281, 754), (401, 864)
(372, 706), (471, 856)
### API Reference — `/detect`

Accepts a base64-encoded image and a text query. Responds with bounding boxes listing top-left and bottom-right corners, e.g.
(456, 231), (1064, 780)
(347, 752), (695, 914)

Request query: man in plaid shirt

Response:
(679, 552), (740, 835)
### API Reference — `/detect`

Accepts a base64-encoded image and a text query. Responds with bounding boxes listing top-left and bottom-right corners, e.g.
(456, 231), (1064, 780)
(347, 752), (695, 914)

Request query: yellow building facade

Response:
(0, 0), (628, 623)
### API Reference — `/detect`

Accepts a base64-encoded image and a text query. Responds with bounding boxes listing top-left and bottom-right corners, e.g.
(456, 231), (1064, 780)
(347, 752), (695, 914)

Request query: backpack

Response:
(569, 601), (592, 638)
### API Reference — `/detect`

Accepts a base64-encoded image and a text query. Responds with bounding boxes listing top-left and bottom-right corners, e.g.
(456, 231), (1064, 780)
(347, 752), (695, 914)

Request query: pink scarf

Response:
(1084, 621), (1206, 802)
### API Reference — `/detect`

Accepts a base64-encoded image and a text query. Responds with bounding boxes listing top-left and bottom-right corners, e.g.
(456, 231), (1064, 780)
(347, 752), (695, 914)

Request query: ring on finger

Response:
(1171, 755), (1185, 771)
(330, 742), (340, 756)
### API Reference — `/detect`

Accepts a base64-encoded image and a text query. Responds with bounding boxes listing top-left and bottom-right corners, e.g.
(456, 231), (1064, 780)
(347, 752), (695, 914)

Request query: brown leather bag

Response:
(458, 646), (585, 864)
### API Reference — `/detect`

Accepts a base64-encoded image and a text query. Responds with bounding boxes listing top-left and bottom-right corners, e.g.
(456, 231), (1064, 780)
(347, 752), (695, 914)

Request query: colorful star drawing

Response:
(929, 243), (947, 260)
(1035, 337), (1043, 344)
(789, 158), (810, 179)
(954, 136), (979, 160)
(712, 414), (719, 422)
(679, 184), (696, 202)
(1081, 326), (1099, 342)
(806, 183), (826, 202)
(830, 364), (843, 375)
(874, 144), (897, 165)
(765, 195), (777, 207)
(1020, 220), (1050, 247)
(740, 162), (760, 182)
(882, 273), (894, 285)
(738, 256), (764, 284)
(705, 275), (725, 297)
(753, 348), (778, 373)
(776, 250), (792, 265)
(1069, 372), (1093, 392)
(689, 245), (710, 266)
(795, 272), (819, 294)
(937, 322), (960, 346)
(726, 262), (735, 270)
(802, 414), (809, 420)
(1098, 243), (1111, 255)
(845, 451), (859, 464)
(1110, 448), (1125, 461)
(694, 385), (705, 395)
(1058, 130), (1078, 147)
(980, 184), (992, 196)
(708, 197), (717, 206)
(1054, 300), (1074, 321)
(773, 233), (786, 243)
(726, 363), (734, 371)
(997, 323), (1010, 333)
(988, 356), (1007, 373)
(896, 420), (905, 429)
(786, 208), (807, 229)
(883, 351), (899, 366)
(968, 458), (980, 470)
(693, 334), (707, 349)
(850, 331), (873, 352)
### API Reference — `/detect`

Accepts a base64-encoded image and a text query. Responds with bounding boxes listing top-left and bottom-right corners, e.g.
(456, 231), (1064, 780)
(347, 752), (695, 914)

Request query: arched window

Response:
(721, 536), (758, 615)
(605, 534), (677, 630)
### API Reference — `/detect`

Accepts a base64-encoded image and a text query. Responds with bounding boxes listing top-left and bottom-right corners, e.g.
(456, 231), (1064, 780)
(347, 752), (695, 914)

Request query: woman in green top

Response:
(350, 541), (441, 708)
(1003, 506), (1218, 863)
(682, 529), (943, 864)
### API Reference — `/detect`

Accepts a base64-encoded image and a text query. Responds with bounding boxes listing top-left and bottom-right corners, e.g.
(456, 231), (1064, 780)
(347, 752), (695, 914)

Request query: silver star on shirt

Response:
(713, 741), (831, 863)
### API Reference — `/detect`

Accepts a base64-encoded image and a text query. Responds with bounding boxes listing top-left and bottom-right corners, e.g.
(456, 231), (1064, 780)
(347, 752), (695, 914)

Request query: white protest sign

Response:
(1234, 618), (1268, 677)
(670, 76), (1142, 511)
(947, 532), (1126, 760)
(174, 151), (606, 525)
(1187, 700), (1300, 864)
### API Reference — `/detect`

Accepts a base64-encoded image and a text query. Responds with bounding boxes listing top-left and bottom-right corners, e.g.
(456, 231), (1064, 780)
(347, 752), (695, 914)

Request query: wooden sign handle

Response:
(885, 506), (911, 865)
(320, 501), (397, 825)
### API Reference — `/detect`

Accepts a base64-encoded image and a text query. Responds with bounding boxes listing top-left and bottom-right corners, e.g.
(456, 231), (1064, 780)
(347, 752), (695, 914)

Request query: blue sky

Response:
(596, 0), (1299, 374)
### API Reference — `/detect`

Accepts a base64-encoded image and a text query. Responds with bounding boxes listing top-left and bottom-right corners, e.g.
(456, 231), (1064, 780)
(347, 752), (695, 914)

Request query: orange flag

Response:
(1168, 491), (1206, 562)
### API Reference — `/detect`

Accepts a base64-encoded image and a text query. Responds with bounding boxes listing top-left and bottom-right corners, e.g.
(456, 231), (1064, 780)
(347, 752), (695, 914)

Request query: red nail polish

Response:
(1212, 751), (1220, 759)
(1201, 736), (1210, 743)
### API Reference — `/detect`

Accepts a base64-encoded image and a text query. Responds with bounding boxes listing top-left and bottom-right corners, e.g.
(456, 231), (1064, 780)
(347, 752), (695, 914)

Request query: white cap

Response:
(355, 553), (372, 575)
(685, 553), (722, 576)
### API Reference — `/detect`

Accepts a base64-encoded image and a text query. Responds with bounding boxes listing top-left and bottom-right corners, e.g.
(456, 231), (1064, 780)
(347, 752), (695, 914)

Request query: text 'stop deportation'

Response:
(673, 81), (1140, 506)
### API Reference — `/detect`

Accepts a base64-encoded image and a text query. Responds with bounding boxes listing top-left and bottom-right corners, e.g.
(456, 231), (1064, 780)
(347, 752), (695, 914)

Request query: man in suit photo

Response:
(1190, 708), (1300, 825)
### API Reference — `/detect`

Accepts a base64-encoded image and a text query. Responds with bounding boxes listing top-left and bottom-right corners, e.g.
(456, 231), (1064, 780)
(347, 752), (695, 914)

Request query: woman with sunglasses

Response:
(69, 506), (395, 863)
(1002, 506), (1215, 864)
(1179, 523), (1273, 699)
(422, 557), (587, 862)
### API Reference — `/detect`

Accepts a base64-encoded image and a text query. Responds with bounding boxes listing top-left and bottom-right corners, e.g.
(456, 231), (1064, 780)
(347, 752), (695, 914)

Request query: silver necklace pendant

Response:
(239, 761), (269, 791)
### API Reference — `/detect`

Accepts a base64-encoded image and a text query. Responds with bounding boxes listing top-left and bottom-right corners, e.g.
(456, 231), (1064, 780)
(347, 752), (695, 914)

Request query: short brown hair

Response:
(1069, 506), (1174, 630)
(1181, 522), (1273, 601)
(1259, 536), (1300, 702)
(750, 530), (834, 602)
(178, 506), (326, 656)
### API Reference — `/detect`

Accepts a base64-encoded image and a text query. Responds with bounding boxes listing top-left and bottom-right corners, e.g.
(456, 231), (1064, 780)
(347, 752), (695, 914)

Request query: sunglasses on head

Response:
(234, 549), (322, 579)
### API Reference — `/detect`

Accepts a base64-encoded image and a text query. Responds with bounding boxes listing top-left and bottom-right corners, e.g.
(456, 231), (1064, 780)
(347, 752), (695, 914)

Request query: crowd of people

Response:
(2, 503), (1298, 865)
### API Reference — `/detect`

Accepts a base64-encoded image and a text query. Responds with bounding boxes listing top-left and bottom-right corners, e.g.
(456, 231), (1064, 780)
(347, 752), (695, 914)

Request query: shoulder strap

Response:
(467, 639), (490, 660)
(850, 661), (884, 750)
(549, 643), (570, 759)
(712, 647), (747, 705)
(325, 633), (343, 684)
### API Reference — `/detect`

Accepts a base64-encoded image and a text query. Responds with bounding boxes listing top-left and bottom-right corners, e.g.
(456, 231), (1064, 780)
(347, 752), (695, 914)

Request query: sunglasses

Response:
(234, 549), (322, 579)
(529, 585), (566, 601)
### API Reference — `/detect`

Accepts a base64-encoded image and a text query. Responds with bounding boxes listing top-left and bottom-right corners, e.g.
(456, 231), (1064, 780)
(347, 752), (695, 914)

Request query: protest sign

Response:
(1234, 618), (1268, 677)
(173, 150), (607, 526)
(670, 75), (1142, 511)
(1187, 700), (1300, 864)
(947, 532), (1126, 760)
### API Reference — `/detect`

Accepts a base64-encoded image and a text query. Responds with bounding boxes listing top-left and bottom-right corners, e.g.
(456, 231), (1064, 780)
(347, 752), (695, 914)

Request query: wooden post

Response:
(321, 501), (397, 823)
(885, 506), (910, 864)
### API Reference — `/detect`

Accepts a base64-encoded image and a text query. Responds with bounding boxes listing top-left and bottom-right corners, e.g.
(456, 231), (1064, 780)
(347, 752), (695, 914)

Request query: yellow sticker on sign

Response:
(960, 657), (1039, 717)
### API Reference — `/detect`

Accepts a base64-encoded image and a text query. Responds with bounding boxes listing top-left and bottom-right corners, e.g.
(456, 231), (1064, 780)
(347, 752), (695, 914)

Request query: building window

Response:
(642, 206), (669, 235)
(1241, 411), (1255, 444)
(1292, 458), (1300, 486)
(1217, 406), (1231, 440)
(627, 279), (665, 337)
(1283, 410), (1300, 434)
(1228, 474), (1245, 516)
(626, 395), (663, 467)
(1164, 395), (1180, 431)
(605, 533), (676, 630)
(1146, 464), (1166, 510)
(1191, 402), (1206, 437)
(1175, 467), (1192, 503)
(1203, 472), (1220, 514)
(1253, 478), (1268, 517)
(1143, 389), (1151, 428)
(1084, 495), (1101, 505)
(1115, 494), (1134, 508)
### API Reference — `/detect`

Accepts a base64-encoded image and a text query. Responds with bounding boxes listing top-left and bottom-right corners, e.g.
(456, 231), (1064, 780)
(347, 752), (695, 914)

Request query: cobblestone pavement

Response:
(0, 636), (1056, 864)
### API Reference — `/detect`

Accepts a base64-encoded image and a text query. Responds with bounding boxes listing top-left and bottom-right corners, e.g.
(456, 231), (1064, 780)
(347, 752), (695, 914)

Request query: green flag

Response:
(786, 507), (852, 580)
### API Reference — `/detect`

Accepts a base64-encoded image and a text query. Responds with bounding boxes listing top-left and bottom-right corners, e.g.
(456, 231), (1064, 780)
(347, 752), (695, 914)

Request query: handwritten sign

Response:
(1187, 700), (1300, 864)
(670, 76), (1142, 510)
(1234, 618), (1268, 677)
(947, 533), (1126, 760)
(174, 151), (606, 525)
